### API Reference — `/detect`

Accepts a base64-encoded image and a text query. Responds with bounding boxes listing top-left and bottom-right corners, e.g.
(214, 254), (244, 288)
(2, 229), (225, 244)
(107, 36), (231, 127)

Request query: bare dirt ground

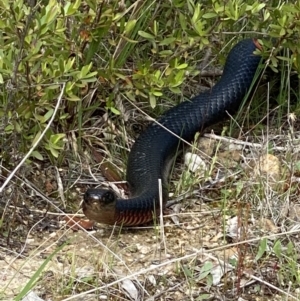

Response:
(2, 116), (300, 301)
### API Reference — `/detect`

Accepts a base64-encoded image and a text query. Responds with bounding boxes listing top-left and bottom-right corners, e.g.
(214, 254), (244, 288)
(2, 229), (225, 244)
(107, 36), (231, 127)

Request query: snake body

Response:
(83, 38), (261, 226)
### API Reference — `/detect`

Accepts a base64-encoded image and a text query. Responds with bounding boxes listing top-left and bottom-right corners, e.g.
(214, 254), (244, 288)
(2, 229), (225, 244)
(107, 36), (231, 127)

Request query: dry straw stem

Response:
(0, 83), (66, 194)
(204, 133), (297, 151)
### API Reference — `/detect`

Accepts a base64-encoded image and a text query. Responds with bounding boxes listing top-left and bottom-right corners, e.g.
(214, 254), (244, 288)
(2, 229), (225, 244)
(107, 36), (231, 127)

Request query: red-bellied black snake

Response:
(83, 38), (262, 226)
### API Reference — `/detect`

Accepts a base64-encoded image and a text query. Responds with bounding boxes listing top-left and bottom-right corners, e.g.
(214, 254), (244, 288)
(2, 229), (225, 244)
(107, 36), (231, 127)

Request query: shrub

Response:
(0, 0), (300, 163)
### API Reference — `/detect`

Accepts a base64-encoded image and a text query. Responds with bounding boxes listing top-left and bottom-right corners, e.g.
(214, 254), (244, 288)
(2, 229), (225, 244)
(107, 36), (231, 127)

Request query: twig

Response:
(198, 70), (223, 77)
(203, 133), (294, 151)
(158, 178), (166, 255)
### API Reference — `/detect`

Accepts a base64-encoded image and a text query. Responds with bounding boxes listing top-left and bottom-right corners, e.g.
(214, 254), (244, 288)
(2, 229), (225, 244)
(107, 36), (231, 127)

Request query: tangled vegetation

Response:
(0, 0), (299, 162)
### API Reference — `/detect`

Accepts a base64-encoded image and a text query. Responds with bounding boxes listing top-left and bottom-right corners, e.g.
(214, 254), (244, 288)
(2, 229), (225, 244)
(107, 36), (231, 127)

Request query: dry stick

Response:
(243, 104), (281, 138)
(203, 132), (291, 151)
(158, 178), (166, 256)
(55, 166), (66, 208)
(0, 83), (65, 193)
(61, 228), (300, 301)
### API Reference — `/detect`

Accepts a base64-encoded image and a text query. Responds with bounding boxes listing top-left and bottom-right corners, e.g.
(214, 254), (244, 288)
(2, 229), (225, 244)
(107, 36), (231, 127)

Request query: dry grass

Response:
(2, 84), (300, 300)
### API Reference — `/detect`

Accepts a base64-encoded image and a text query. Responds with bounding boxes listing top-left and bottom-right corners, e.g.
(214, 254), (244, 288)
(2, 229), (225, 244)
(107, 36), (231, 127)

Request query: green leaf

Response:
(182, 265), (193, 278)
(264, 10), (270, 21)
(79, 63), (92, 79)
(255, 238), (267, 261)
(65, 57), (75, 72)
(153, 20), (158, 36)
(41, 109), (54, 123)
(1, 0), (9, 9)
(149, 94), (156, 108)
(124, 19), (137, 34)
(138, 31), (155, 40)
(236, 181), (244, 197)
(279, 27), (286, 36)
(169, 87), (181, 94)
(179, 13), (187, 30)
(5, 124), (14, 133)
(32, 131), (42, 146)
(197, 261), (213, 281)
(192, 3), (201, 24)
(73, 0), (81, 10)
(202, 12), (217, 19)
(197, 294), (212, 300)
(64, 0), (81, 15)
(66, 94), (81, 101)
(273, 240), (282, 258)
(13, 121), (22, 133)
(159, 37), (176, 46)
(172, 70), (185, 87)
(64, 2), (72, 15)
(109, 107), (120, 115)
(31, 151), (44, 161)
(0, 73), (4, 84)
(81, 71), (98, 79)
(154, 70), (161, 79)
(159, 50), (173, 57)
(42, 0), (59, 25)
(152, 90), (162, 96)
(175, 63), (188, 70)
(50, 133), (65, 145)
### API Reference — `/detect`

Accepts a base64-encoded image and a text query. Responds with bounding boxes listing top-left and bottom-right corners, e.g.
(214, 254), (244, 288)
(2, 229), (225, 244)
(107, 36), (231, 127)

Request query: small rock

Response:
(184, 152), (207, 174)
(252, 154), (281, 189)
(197, 137), (216, 156)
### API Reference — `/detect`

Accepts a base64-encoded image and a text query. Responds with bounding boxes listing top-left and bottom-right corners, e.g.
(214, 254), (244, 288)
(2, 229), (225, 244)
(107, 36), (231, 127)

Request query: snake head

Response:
(83, 189), (155, 226)
(82, 189), (118, 225)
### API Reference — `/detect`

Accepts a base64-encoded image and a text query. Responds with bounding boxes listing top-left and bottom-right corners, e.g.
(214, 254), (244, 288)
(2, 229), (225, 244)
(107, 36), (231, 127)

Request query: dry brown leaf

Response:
(64, 215), (94, 231)
(121, 279), (139, 300)
(257, 218), (278, 233)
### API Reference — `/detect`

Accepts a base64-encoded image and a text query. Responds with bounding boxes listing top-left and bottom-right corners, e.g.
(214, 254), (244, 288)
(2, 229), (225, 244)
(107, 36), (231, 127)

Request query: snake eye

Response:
(84, 189), (117, 204)
(102, 191), (117, 204)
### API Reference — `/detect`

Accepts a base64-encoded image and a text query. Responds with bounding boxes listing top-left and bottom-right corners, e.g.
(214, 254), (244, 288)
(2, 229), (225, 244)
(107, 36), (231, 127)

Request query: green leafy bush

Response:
(0, 0), (300, 162)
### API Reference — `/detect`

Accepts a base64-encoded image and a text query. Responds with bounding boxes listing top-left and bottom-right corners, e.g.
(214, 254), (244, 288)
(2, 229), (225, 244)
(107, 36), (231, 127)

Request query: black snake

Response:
(83, 38), (262, 226)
